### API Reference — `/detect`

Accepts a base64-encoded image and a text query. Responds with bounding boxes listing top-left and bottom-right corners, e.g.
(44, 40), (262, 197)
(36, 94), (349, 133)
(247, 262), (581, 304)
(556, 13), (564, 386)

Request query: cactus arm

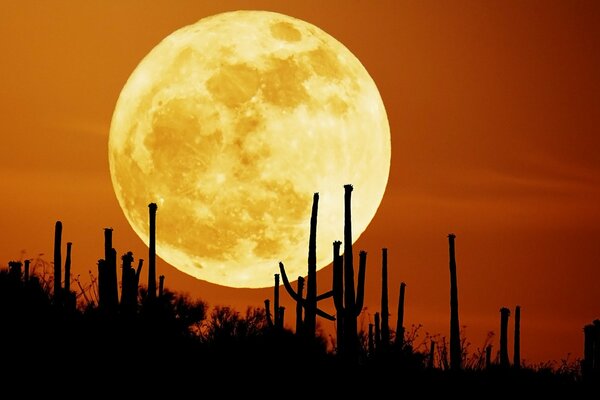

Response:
(315, 290), (334, 301)
(279, 262), (301, 302)
(354, 250), (367, 317)
(332, 241), (344, 312)
(315, 308), (335, 321)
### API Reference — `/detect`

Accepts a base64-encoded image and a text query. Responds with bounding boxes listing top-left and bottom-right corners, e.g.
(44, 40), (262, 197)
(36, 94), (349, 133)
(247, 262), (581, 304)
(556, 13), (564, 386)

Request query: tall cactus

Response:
(500, 307), (511, 368)
(264, 299), (273, 328)
(448, 233), (461, 370)
(104, 228), (118, 310)
(159, 275), (165, 298)
(514, 305), (521, 368)
(485, 344), (492, 369)
(279, 193), (335, 337)
(120, 251), (138, 313)
(274, 274), (280, 329)
(583, 323), (596, 380)
(333, 185), (367, 362)
(333, 241), (344, 354)
(295, 276), (305, 335)
(64, 242), (72, 293)
(428, 340), (436, 369)
(396, 282), (406, 348)
(148, 203), (158, 300)
(380, 248), (390, 349)
(54, 221), (62, 301)
(24, 259), (30, 282)
(374, 312), (381, 350)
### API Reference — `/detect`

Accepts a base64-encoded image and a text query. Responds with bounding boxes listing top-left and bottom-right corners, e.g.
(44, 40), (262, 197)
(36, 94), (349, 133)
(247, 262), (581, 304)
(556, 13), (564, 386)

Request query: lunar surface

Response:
(109, 10), (390, 288)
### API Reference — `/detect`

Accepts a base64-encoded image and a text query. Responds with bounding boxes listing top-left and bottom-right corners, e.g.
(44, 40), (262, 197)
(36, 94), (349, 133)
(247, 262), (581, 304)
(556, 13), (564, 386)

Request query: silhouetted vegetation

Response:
(0, 187), (594, 390)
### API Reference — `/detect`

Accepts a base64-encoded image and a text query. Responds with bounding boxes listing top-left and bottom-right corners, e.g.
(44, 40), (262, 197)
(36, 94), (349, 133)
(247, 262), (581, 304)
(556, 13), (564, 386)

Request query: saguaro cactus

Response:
(279, 193), (335, 337)
(295, 276), (305, 335)
(448, 233), (461, 370)
(368, 323), (375, 357)
(54, 221), (62, 300)
(264, 299), (273, 328)
(64, 242), (72, 293)
(396, 282), (406, 348)
(374, 312), (381, 350)
(148, 203), (158, 300)
(514, 305), (521, 368)
(333, 185), (367, 362)
(380, 248), (390, 349)
(104, 228), (118, 310)
(159, 275), (165, 298)
(485, 344), (492, 369)
(274, 274), (280, 329)
(500, 307), (511, 368)
(120, 251), (139, 313)
(428, 340), (436, 369)
(24, 259), (30, 282)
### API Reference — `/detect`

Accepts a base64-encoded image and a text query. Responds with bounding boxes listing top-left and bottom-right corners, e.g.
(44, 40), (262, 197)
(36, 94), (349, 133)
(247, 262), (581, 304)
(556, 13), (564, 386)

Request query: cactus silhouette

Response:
(514, 305), (521, 368)
(24, 259), (30, 282)
(159, 275), (165, 298)
(500, 307), (511, 368)
(8, 261), (22, 279)
(333, 185), (367, 362)
(274, 273), (280, 329)
(279, 193), (335, 337)
(64, 242), (72, 293)
(103, 228), (118, 311)
(374, 311), (381, 350)
(428, 340), (436, 369)
(120, 251), (140, 314)
(380, 248), (390, 349)
(396, 282), (406, 348)
(64, 241), (76, 310)
(368, 323), (375, 357)
(54, 221), (62, 301)
(448, 233), (461, 370)
(264, 299), (273, 328)
(582, 320), (600, 381)
(295, 276), (305, 335)
(485, 344), (492, 369)
(148, 203), (158, 300)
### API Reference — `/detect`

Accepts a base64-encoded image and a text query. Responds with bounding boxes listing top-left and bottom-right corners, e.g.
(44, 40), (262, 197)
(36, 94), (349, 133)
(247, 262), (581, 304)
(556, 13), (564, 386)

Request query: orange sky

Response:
(1, 0), (599, 364)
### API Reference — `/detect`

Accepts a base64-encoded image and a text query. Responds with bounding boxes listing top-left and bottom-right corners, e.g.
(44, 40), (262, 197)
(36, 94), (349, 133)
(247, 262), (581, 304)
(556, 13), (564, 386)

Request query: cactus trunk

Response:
(428, 340), (436, 369)
(448, 233), (461, 370)
(304, 193), (319, 336)
(159, 275), (165, 298)
(295, 276), (305, 335)
(148, 203), (158, 300)
(500, 307), (511, 367)
(332, 241), (344, 355)
(24, 259), (30, 282)
(264, 299), (273, 328)
(104, 228), (118, 311)
(64, 242), (72, 293)
(374, 312), (381, 351)
(513, 305), (521, 368)
(274, 274), (280, 329)
(396, 282), (406, 348)
(54, 221), (62, 301)
(333, 185), (367, 363)
(380, 248), (389, 349)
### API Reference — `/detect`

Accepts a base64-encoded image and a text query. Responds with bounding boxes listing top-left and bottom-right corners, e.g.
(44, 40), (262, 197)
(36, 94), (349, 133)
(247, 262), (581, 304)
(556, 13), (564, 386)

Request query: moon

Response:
(109, 10), (390, 288)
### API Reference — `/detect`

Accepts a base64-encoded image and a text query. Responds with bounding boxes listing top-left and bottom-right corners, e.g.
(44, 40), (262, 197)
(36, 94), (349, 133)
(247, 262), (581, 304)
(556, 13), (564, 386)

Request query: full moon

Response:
(109, 11), (390, 288)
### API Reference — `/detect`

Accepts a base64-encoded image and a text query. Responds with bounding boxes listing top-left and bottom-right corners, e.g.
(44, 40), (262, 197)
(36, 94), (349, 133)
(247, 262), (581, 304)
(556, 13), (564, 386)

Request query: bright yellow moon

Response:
(109, 11), (390, 288)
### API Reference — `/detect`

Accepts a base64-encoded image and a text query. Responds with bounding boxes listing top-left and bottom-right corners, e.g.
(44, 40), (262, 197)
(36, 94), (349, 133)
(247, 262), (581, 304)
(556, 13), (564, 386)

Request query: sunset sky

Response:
(2, 0), (599, 364)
